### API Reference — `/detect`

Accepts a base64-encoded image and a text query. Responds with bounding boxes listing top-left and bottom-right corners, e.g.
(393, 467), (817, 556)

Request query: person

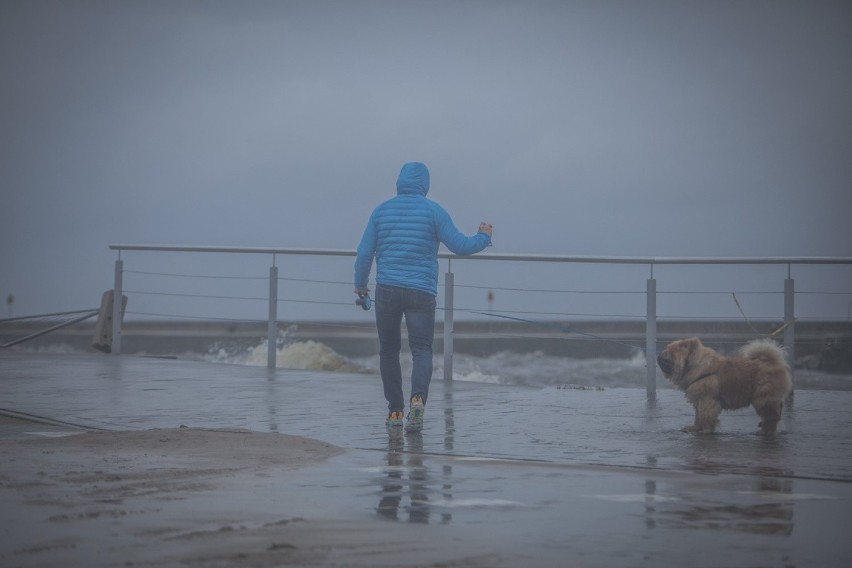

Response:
(354, 162), (493, 433)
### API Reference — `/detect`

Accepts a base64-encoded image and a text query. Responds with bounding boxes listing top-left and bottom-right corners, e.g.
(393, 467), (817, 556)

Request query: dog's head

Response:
(657, 337), (703, 384)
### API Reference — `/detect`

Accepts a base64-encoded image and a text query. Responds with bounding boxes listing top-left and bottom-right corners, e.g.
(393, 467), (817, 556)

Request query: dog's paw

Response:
(683, 425), (716, 434)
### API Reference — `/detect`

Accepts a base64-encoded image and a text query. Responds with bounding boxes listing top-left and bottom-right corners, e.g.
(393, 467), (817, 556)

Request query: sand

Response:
(0, 416), (508, 567)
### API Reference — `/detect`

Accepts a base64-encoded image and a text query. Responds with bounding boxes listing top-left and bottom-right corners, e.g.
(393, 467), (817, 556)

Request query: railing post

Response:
(784, 267), (795, 373)
(646, 270), (657, 401)
(268, 258), (278, 370)
(443, 261), (454, 381)
(112, 258), (123, 355)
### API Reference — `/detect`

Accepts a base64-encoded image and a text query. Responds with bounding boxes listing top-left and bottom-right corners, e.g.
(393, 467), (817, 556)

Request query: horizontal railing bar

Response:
(447, 254), (852, 265)
(109, 244), (852, 265)
(110, 244), (357, 256)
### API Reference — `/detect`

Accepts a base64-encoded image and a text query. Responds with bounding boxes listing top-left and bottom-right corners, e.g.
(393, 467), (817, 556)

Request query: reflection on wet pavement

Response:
(375, 431), (442, 524)
(4, 353), (852, 566)
(642, 476), (796, 536)
(376, 388), (457, 525)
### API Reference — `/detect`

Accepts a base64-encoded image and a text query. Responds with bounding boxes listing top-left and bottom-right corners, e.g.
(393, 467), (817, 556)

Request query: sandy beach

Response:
(0, 415), (505, 567)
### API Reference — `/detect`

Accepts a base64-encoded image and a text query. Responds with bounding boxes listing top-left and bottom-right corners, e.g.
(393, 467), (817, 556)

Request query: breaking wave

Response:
(203, 339), (363, 373)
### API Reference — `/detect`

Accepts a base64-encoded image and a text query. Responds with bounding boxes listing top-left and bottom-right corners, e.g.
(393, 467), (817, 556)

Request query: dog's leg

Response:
(684, 399), (721, 434)
(683, 404), (701, 432)
(754, 399), (783, 436)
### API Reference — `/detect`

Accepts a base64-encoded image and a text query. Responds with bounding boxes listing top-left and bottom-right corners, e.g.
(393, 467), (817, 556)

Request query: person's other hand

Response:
(478, 222), (493, 236)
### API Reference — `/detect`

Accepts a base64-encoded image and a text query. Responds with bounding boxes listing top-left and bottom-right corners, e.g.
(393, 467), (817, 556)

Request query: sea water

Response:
(193, 335), (852, 391)
(6, 322), (851, 390)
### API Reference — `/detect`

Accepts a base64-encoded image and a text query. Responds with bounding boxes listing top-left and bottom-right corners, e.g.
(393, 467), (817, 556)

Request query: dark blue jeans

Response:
(375, 284), (437, 413)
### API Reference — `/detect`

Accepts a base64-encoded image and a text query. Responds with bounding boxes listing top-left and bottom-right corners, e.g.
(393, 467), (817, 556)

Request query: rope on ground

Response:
(0, 309), (99, 348)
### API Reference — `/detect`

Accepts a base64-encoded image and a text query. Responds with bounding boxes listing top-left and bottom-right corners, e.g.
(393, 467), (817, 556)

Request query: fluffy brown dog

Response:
(657, 337), (792, 435)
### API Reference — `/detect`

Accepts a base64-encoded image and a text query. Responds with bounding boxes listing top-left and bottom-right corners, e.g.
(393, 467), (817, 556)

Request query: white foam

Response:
(588, 494), (681, 503)
(413, 498), (526, 509)
(453, 369), (502, 384)
(25, 431), (85, 438)
(736, 491), (839, 501)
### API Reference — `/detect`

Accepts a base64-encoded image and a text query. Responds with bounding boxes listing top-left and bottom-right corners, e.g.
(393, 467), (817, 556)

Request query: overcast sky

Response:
(1, 0), (851, 322)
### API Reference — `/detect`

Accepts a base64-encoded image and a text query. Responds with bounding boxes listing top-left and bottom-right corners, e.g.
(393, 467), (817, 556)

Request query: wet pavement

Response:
(2, 352), (852, 567)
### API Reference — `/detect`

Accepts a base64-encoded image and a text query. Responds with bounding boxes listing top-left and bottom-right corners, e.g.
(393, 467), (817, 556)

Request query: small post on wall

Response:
(112, 258), (124, 354)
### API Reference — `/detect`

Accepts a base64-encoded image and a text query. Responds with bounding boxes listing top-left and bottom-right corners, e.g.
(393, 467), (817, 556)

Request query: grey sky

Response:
(1, 0), (851, 321)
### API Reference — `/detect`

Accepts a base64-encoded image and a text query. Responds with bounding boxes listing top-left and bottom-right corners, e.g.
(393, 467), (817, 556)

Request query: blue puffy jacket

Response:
(354, 162), (491, 296)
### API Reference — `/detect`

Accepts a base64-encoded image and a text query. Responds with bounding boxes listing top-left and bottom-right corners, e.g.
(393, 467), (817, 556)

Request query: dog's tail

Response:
(740, 340), (793, 398)
(739, 339), (789, 368)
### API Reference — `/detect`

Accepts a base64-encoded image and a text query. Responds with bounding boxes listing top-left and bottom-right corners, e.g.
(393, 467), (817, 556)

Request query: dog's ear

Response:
(684, 337), (702, 352)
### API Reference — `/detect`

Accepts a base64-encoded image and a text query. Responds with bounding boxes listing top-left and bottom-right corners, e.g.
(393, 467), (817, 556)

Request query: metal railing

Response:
(108, 244), (852, 400)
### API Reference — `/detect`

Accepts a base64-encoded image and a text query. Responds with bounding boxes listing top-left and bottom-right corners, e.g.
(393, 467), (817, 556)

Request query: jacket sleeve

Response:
(433, 204), (491, 256)
(354, 215), (377, 289)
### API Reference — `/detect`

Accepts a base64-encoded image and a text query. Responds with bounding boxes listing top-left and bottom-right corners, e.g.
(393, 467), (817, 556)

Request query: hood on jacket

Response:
(396, 162), (430, 196)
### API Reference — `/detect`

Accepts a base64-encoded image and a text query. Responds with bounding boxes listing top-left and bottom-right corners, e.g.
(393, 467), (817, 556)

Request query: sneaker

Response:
(405, 395), (425, 433)
(386, 411), (404, 428)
